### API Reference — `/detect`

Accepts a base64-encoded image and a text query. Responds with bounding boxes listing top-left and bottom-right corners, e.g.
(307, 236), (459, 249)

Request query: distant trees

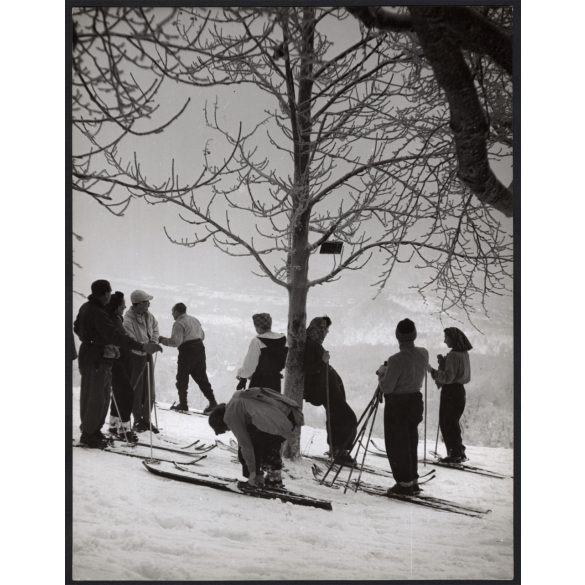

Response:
(72, 7), (513, 456)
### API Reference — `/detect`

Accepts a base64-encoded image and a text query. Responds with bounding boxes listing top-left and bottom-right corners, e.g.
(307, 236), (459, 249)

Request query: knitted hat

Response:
(395, 318), (417, 342)
(130, 289), (153, 304)
(252, 313), (272, 332)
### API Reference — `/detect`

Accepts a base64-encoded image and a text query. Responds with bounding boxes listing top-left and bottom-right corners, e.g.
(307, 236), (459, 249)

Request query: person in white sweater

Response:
(159, 302), (218, 414)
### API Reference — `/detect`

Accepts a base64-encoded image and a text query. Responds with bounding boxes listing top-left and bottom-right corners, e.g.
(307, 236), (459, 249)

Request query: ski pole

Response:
(153, 353), (159, 428)
(423, 370), (428, 466)
(322, 388), (378, 485)
(349, 395), (380, 493)
(328, 391), (378, 487)
(109, 389), (130, 444)
(324, 360), (334, 460)
(146, 359), (154, 460)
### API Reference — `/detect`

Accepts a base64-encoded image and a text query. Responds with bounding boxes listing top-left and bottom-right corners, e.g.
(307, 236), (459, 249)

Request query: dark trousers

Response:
(129, 353), (155, 424)
(384, 392), (424, 484)
(237, 425), (284, 477)
(439, 384), (466, 457)
(109, 362), (134, 423)
(176, 340), (215, 404)
(80, 362), (112, 435)
(325, 368), (358, 453)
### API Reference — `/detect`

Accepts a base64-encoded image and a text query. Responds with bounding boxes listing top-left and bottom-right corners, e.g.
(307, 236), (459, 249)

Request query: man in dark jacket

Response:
(74, 280), (162, 448)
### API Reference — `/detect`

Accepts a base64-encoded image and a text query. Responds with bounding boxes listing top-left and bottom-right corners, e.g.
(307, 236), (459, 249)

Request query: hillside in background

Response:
(72, 273), (513, 448)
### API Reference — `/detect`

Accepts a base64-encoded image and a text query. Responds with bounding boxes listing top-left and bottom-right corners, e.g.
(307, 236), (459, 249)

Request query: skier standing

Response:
(159, 302), (218, 414)
(428, 327), (473, 463)
(123, 289), (161, 432)
(74, 280), (161, 448)
(236, 313), (288, 392)
(377, 318), (428, 495)
(303, 316), (358, 465)
(105, 292), (139, 443)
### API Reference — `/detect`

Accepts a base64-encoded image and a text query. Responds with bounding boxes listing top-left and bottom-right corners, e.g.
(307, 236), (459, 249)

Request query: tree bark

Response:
(409, 7), (513, 217)
(282, 7), (315, 459)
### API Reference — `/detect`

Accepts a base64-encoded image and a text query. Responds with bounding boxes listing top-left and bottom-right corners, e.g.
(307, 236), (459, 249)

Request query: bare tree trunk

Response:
(282, 211), (310, 459)
(282, 8), (315, 459)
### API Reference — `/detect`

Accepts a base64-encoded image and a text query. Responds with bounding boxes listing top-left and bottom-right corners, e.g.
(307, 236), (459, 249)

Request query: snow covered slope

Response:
(70, 387), (514, 581)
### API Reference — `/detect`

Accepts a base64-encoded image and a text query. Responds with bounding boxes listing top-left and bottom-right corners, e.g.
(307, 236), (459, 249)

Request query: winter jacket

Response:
(237, 332), (288, 391)
(123, 307), (159, 356)
(74, 295), (143, 370)
(303, 338), (330, 405)
(225, 387), (304, 476)
(433, 350), (470, 385)
(378, 342), (429, 396)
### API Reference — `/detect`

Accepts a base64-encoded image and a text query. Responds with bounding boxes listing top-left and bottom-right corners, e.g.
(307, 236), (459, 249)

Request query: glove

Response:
(236, 378), (247, 391)
(158, 336), (168, 346)
(143, 342), (163, 354)
(376, 387), (384, 403)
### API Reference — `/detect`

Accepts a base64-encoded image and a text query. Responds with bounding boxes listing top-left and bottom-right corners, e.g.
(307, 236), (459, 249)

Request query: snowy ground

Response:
(71, 386), (514, 581)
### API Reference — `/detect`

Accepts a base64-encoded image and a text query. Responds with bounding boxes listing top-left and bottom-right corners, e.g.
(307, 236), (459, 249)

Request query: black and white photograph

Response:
(67, 2), (519, 582)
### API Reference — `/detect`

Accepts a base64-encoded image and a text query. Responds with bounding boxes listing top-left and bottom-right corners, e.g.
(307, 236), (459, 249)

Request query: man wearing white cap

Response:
(124, 290), (160, 432)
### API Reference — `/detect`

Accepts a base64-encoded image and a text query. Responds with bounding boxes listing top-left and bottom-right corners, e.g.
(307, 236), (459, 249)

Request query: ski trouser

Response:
(79, 361), (112, 435)
(129, 353), (155, 425)
(176, 339), (215, 404)
(325, 367), (358, 453)
(439, 383), (466, 458)
(384, 392), (424, 484)
(109, 361), (134, 423)
(237, 425), (285, 478)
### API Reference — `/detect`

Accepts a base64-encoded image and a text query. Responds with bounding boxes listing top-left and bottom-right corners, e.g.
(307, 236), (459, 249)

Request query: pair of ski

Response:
(74, 437), (214, 465)
(312, 464), (490, 518)
(109, 437), (217, 456)
(156, 403), (207, 417)
(369, 440), (510, 479)
(142, 459), (333, 511)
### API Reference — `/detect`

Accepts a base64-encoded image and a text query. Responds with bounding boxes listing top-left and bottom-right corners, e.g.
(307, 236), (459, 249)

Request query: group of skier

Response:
(73, 280), (218, 448)
(74, 279), (473, 496)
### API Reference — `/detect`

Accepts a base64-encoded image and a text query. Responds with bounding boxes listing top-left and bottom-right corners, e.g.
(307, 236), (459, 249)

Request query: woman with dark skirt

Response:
(428, 327), (473, 463)
(303, 316), (357, 465)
